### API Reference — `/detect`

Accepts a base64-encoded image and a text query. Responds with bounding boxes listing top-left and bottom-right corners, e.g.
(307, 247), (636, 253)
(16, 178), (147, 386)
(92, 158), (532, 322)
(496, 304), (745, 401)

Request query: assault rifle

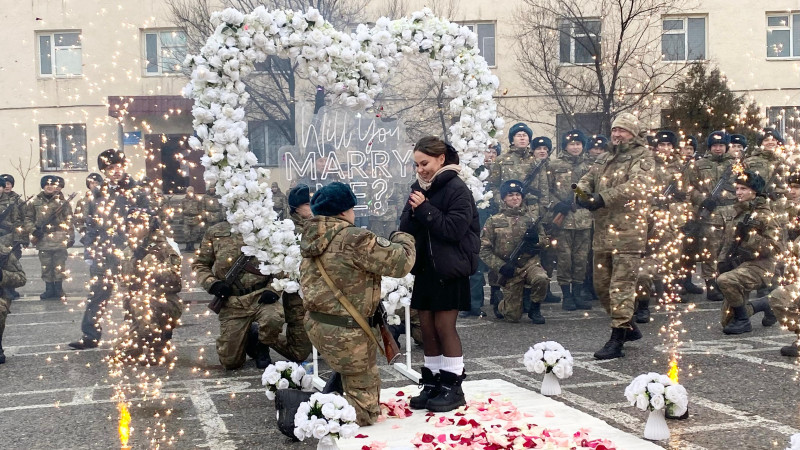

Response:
(697, 165), (734, 221)
(32, 192), (78, 241)
(717, 214), (759, 273)
(496, 215), (544, 286)
(207, 253), (251, 314)
(662, 155), (697, 198)
(0, 195), (32, 231)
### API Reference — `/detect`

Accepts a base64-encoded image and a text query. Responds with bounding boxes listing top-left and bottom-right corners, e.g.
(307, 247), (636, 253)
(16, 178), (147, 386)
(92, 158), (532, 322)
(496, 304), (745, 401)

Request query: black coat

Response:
(399, 170), (480, 280)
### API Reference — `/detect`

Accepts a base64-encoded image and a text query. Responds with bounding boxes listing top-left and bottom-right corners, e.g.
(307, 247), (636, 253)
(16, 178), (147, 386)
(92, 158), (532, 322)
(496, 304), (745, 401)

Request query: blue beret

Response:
(310, 182), (357, 217)
(500, 180), (524, 199)
(531, 136), (552, 152)
(508, 122), (533, 145)
(288, 184), (311, 208)
(561, 129), (586, 150)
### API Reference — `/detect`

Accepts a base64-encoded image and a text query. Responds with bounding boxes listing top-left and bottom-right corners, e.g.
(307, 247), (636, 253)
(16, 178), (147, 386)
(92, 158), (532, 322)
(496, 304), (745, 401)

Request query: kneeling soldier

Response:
(480, 180), (549, 324)
(0, 243), (26, 364)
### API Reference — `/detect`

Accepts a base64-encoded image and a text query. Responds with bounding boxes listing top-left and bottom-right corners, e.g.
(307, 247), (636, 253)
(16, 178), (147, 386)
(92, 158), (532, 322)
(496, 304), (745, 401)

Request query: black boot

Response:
(409, 367), (441, 409)
(255, 342), (272, 369)
(0, 336), (5, 364)
(490, 287), (503, 319)
(322, 371), (343, 394)
(572, 283), (592, 310)
(780, 340), (799, 357)
(9, 288), (20, 300)
(522, 287), (532, 313)
(723, 306), (752, 335)
(635, 298), (651, 324)
(682, 274), (704, 295)
(426, 370), (466, 412)
(653, 279), (665, 300)
(244, 323), (259, 359)
(528, 302), (545, 325)
(543, 285), (561, 303)
(40, 282), (56, 300)
(68, 337), (99, 350)
(706, 279), (723, 301)
(560, 284), (576, 311)
(185, 243), (195, 252)
(594, 328), (626, 360)
(625, 321), (642, 342)
(749, 297), (777, 327)
(53, 281), (65, 299)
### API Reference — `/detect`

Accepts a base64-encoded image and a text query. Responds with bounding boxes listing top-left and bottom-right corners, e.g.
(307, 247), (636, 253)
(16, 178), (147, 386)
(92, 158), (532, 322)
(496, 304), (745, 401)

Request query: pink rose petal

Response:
(544, 410), (555, 417)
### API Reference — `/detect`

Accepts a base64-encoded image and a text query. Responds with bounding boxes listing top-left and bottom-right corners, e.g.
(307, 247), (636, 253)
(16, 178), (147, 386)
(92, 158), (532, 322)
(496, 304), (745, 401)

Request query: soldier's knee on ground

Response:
(342, 368), (381, 426)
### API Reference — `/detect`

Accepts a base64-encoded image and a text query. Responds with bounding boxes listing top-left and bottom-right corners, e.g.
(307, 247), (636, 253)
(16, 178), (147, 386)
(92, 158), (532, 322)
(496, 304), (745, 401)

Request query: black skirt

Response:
(410, 268), (471, 312)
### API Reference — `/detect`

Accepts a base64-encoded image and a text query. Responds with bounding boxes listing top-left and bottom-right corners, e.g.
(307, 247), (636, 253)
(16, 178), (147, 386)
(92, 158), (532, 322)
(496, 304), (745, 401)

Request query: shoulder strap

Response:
(314, 257), (385, 356)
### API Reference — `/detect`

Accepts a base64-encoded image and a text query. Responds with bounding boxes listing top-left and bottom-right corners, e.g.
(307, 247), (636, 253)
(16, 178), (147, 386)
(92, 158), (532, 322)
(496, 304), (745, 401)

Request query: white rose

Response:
(552, 362), (567, 379)
(647, 382), (665, 396)
(532, 360), (546, 374)
(543, 351), (558, 366)
(264, 371), (281, 385)
(650, 393), (666, 410)
(265, 390), (275, 401)
(339, 423), (359, 439)
(340, 406), (357, 423)
(277, 378), (290, 390)
(311, 423), (329, 440)
(327, 421), (340, 435)
(635, 393), (650, 411)
(321, 403), (336, 419)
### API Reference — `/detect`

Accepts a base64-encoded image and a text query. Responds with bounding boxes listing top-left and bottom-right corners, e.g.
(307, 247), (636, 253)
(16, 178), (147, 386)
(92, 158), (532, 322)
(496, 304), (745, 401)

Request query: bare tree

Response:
(514, 0), (695, 136)
(9, 139), (40, 198)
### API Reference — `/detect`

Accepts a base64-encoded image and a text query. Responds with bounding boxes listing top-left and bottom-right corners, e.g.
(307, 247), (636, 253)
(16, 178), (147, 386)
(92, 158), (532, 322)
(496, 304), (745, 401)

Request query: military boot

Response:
(722, 306), (752, 335)
(543, 285), (561, 303)
(0, 336), (5, 364)
(53, 281), (65, 299)
(409, 367), (440, 409)
(527, 302), (545, 325)
(625, 321), (642, 342)
(635, 298), (651, 323)
(426, 370), (466, 412)
(749, 297), (777, 327)
(255, 342), (272, 369)
(490, 287), (503, 319)
(706, 279), (723, 301)
(560, 284), (576, 311)
(9, 288), (20, 300)
(39, 282), (56, 301)
(68, 337), (99, 350)
(572, 283), (592, 310)
(681, 274), (704, 295)
(322, 371), (343, 394)
(780, 339), (799, 357)
(594, 328), (626, 360)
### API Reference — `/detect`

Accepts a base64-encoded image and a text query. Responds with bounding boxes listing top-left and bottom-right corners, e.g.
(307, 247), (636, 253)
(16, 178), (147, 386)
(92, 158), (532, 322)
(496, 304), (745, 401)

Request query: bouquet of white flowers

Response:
(625, 372), (688, 416)
(293, 392), (360, 442)
(261, 361), (314, 400)
(523, 341), (574, 379)
(787, 433), (800, 450)
(381, 274), (414, 326)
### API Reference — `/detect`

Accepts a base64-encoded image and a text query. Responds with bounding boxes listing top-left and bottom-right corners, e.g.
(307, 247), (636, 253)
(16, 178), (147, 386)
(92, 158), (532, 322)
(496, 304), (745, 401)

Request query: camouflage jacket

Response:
(479, 204), (547, 272)
(25, 191), (73, 250)
(689, 153), (735, 225)
(181, 194), (204, 226)
(0, 191), (22, 243)
(203, 194), (225, 225)
(548, 151), (592, 229)
(719, 196), (781, 267)
(72, 191), (93, 237)
(272, 191), (288, 219)
(299, 216), (415, 319)
(192, 222), (279, 309)
(744, 148), (784, 193)
(576, 136), (654, 254)
(487, 145), (541, 206)
(121, 234), (182, 295)
(0, 244), (26, 300)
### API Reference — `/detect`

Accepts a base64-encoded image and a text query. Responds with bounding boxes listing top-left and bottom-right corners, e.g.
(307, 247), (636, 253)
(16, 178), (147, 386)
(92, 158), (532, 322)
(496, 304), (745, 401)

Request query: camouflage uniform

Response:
(300, 216), (415, 426)
(203, 193), (226, 228)
(548, 151), (592, 285)
(270, 211), (313, 363)
(688, 153), (736, 280)
(0, 191), (22, 247)
(743, 148), (783, 194)
(72, 191), (93, 244)
(117, 234), (183, 363)
(193, 222), (285, 370)
(479, 204), (548, 322)
(576, 136), (654, 328)
(768, 234), (800, 333)
(0, 244), (27, 362)
(717, 196), (781, 326)
(272, 186), (289, 219)
(488, 145), (544, 207)
(181, 193), (204, 246)
(25, 191), (73, 283)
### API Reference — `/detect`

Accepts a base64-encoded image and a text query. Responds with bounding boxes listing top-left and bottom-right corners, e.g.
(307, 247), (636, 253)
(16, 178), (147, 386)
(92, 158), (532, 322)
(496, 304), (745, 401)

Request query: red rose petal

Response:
(355, 434), (369, 439)
(395, 391), (404, 396)
(421, 433), (435, 443)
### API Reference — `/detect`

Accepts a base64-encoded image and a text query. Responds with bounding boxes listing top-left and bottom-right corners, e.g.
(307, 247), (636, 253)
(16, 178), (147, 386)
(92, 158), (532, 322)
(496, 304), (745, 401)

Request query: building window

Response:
(464, 23), (496, 67)
(144, 30), (187, 75)
(767, 106), (800, 144)
(662, 17), (706, 61)
(559, 19), (601, 65)
(766, 13), (800, 58)
(248, 121), (293, 167)
(555, 112), (603, 143)
(38, 31), (82, 76)
(39, 124), (88, 171)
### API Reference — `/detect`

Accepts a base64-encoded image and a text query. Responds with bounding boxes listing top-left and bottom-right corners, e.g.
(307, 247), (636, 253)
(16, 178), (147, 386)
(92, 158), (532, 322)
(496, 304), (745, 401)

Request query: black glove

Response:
(700, 197), (718, 212)
(734, 221), (751, 241)
(523, 226), (540, 244)
(551, 201), (572, 216)
(258, 290), (280, 304)
(209, 280), (233, 298)
(576, 193), (605, 211)
(717, 260), (734, 274)
(672, 191), (688, 202)
(681, 220), (701, 238)
(499, 263), (516, 279)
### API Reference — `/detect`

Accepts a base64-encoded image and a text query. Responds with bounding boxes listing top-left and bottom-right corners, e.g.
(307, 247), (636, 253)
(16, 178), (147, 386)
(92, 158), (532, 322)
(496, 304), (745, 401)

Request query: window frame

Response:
(39, 123), (89, 172)
(36, 30), (83, 78)
(248, 120), (294, 168)
(766, 12), (800, 59)
(766, 106), (800, 143)
(558, 18), (602, 66)
(661, 16), (707, 62)
(142, 29), (188, 76)
(463, 22), (496, 68)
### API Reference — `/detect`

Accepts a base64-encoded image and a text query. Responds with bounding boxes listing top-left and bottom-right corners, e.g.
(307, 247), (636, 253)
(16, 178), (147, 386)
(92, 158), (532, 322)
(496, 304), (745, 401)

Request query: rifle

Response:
(375, 303), (401, 364)
(518, 153), (552, 202)
(697, 165), (733, 221)
(0, 195), (32, 232)
(496, 215), (544, 286)
(571, 183), (592, 203)
(717, 214), (758, 273)
(32, 192), (78, 240)
(207, 253), (252, 314)
(662, 154), (697, 198)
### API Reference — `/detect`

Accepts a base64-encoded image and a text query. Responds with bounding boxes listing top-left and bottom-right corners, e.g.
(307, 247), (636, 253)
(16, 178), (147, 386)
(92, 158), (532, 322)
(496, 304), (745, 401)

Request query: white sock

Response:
(424, 355), (443, 374)
(441, 356), (464, 376)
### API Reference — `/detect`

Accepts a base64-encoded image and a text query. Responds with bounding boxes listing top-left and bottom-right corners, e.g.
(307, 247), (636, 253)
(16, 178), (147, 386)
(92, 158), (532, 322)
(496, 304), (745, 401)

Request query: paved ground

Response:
(1, 250), (798, 449)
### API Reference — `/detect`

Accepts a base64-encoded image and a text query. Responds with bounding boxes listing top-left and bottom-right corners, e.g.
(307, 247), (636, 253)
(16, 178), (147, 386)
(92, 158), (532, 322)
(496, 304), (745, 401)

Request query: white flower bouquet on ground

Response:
(625, 372), (689, 440)
(261, 361), (313, 400)
(294, 392), (360, 447)
(787, 433), (800, 450)
(523, 341), (573, 395)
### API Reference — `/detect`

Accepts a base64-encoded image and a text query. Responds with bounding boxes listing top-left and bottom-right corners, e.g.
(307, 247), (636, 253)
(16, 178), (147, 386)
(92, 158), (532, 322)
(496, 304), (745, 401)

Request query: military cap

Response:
(41, 175), (60, 188)
(655, 130), (678, 147)
(288, 184), (310, 209)
(561, 129), (586, 150)
(729, 134), (747, 149)
(589, 135), (609, 150)
(508, 122), (533, 144)
(310, 182), (357, 216)
(500, 179), (524, 199)
(759, 127), (784, 145)
(54, 176), (65, 188)
(98, 148), (126, 170)
(685, 135), (698, 151)
(706, 131), (729, 149)
(787, 172), (800, 187)
(531, 136), (552, 153)
(0, 174), (14, 186)
(86, 172), (103, 188)
(734, 170), (766, 195)
(611, 112), (640, 136)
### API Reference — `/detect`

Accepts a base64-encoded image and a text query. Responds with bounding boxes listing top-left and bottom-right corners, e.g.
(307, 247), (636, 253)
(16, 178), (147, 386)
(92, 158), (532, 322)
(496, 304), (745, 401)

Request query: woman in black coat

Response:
(398, 136), (480, 413)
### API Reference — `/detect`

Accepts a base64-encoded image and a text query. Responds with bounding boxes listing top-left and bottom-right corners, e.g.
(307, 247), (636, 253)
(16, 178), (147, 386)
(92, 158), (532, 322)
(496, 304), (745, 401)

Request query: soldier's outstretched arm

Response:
(191, 229), (217, 292)
(351, 230), (416, 279)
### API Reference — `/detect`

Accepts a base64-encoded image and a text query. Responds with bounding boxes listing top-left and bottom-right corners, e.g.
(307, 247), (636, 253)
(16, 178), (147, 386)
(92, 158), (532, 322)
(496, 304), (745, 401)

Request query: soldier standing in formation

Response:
(480, 180), (549, 324)
(530, 137), (560, 305)
(576, 113), (654, 360)
(271, 182), (289, 219)
(0, 242), (27, 364)
(549, 130), (593, 311)
(181, 186), (204, 252)
(25, 175), (73, 301)
(743, 128), (784, 195)
(300, 182), (415, 425)
(73, 173), (103, 259)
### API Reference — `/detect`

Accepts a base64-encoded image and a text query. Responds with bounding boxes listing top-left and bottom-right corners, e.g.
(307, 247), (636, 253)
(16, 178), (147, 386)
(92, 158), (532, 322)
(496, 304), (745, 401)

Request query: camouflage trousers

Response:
(768, 282), (800, 333)
(0, 297), (9, 340)
(118, 293), (183, 360)
(555, 228), (591, 284)
(305, 318), (380, 426)
(184, 224), (204, 244)
(271, 292), (312, 362)
(594, 251), (641, 328)
(636, 256), (661, 300)
(38, 249), (68, 282)
(217, 298), (284, 370)
(696, 223), (724, 280)
(498, 259), (548, 322)
(718, 260), (772, 326)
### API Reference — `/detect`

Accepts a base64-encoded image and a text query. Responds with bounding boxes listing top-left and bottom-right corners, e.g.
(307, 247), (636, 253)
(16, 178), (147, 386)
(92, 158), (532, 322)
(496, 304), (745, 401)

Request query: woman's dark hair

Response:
(414, 136), (460, 165)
